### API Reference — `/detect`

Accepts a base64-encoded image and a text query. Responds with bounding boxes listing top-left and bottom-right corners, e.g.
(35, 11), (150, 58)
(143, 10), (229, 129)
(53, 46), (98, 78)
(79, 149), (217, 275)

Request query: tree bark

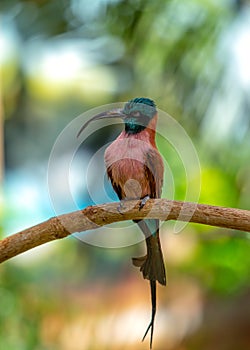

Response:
(0, 199), (249, 264)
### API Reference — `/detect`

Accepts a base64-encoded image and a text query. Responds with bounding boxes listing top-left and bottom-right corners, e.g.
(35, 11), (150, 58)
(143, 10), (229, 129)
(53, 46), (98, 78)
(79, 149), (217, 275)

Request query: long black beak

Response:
(77, 108), (126, 138)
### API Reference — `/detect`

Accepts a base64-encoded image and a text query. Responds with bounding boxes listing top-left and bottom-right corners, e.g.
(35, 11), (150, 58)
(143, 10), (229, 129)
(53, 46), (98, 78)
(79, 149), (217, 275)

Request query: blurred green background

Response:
(1, 0), (250, 349)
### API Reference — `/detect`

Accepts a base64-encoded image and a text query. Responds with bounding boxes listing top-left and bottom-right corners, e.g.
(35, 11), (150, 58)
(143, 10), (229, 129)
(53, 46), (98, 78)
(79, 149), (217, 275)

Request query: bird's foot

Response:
(139, 195), (150, 210)
(117, 199), (127, 214)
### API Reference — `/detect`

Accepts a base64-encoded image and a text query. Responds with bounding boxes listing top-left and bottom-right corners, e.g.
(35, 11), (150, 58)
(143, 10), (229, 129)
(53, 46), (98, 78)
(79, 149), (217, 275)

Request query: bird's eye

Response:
(131, 111), (141, 117)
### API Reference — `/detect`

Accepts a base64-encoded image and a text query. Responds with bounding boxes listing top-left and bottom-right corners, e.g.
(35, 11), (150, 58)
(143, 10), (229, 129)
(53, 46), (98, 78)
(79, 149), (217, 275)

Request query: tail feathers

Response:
(132, 235), (166, 286)
(132, 255), (147, 267)
(142, 280), (156, 349)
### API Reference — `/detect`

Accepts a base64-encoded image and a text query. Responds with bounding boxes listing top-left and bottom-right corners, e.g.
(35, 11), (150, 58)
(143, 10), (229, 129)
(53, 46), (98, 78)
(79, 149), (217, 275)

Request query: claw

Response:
(139, 195), (150, 210)
(118, 199), (130, 214)
(117, 201), (125, 214)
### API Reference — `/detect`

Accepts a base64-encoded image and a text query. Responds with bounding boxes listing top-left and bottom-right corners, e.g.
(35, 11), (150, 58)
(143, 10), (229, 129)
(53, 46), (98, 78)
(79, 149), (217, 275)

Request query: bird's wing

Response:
(107, 166), (123, 200)
(144, 148), (164, 199)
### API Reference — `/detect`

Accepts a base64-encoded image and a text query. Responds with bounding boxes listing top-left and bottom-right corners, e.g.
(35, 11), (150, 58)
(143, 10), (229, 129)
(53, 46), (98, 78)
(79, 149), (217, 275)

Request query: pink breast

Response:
(105, 138), (152, 199)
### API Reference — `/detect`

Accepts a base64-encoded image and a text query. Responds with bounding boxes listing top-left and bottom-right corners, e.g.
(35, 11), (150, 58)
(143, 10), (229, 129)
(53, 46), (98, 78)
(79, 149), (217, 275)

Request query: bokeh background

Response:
(1, 0), (250, 349)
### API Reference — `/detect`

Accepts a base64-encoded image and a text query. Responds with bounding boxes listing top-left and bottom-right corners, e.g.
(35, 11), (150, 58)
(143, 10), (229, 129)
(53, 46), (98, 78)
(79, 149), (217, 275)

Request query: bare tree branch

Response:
(1, 199), (249, 264)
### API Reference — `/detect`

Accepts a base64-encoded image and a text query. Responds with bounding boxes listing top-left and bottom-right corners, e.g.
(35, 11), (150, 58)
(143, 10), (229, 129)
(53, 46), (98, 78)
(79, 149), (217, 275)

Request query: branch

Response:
(1, 199), (249, 264)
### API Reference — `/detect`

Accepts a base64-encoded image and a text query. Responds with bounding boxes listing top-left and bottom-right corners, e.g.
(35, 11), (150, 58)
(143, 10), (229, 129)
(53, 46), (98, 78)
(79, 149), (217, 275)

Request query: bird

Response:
(77, 97), (166, 349)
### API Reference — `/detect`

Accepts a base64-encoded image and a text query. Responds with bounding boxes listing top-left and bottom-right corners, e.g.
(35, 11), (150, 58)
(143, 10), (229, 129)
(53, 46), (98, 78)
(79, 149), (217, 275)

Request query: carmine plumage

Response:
(78, 97), (166, 349)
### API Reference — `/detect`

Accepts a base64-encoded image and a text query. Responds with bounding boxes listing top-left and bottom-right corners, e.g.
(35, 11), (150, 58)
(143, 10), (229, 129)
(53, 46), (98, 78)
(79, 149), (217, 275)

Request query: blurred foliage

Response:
(1, 0), (250, 349)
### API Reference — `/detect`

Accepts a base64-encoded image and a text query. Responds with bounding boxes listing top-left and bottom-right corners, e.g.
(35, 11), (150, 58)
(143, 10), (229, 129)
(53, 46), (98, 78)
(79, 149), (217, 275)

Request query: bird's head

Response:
(77, 97), (157, 137)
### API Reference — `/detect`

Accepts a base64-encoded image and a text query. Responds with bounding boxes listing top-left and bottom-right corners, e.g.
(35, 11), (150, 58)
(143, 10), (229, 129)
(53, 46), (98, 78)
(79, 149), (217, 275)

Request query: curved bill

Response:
(77, 108), (126, 138)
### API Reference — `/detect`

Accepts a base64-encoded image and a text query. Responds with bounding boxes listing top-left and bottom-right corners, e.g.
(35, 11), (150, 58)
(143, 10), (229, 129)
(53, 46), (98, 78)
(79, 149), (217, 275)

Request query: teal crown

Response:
(123, 97), (157, 118)
(129, 97), (156, 108)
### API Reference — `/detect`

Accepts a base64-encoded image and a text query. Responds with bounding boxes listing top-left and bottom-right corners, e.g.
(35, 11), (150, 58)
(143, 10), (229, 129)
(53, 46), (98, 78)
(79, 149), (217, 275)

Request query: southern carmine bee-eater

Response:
(77, 97), (166, 349)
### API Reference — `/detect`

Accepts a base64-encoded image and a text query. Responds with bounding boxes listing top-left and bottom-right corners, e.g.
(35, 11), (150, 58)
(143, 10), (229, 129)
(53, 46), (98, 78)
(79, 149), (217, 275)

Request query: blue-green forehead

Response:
(131, 97), (156, 107)
(123, 98), (157, 116)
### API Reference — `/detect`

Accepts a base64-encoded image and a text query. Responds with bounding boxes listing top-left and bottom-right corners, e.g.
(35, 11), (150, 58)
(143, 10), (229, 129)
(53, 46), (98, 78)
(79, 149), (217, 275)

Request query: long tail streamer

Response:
(142, 280), (156, 349)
